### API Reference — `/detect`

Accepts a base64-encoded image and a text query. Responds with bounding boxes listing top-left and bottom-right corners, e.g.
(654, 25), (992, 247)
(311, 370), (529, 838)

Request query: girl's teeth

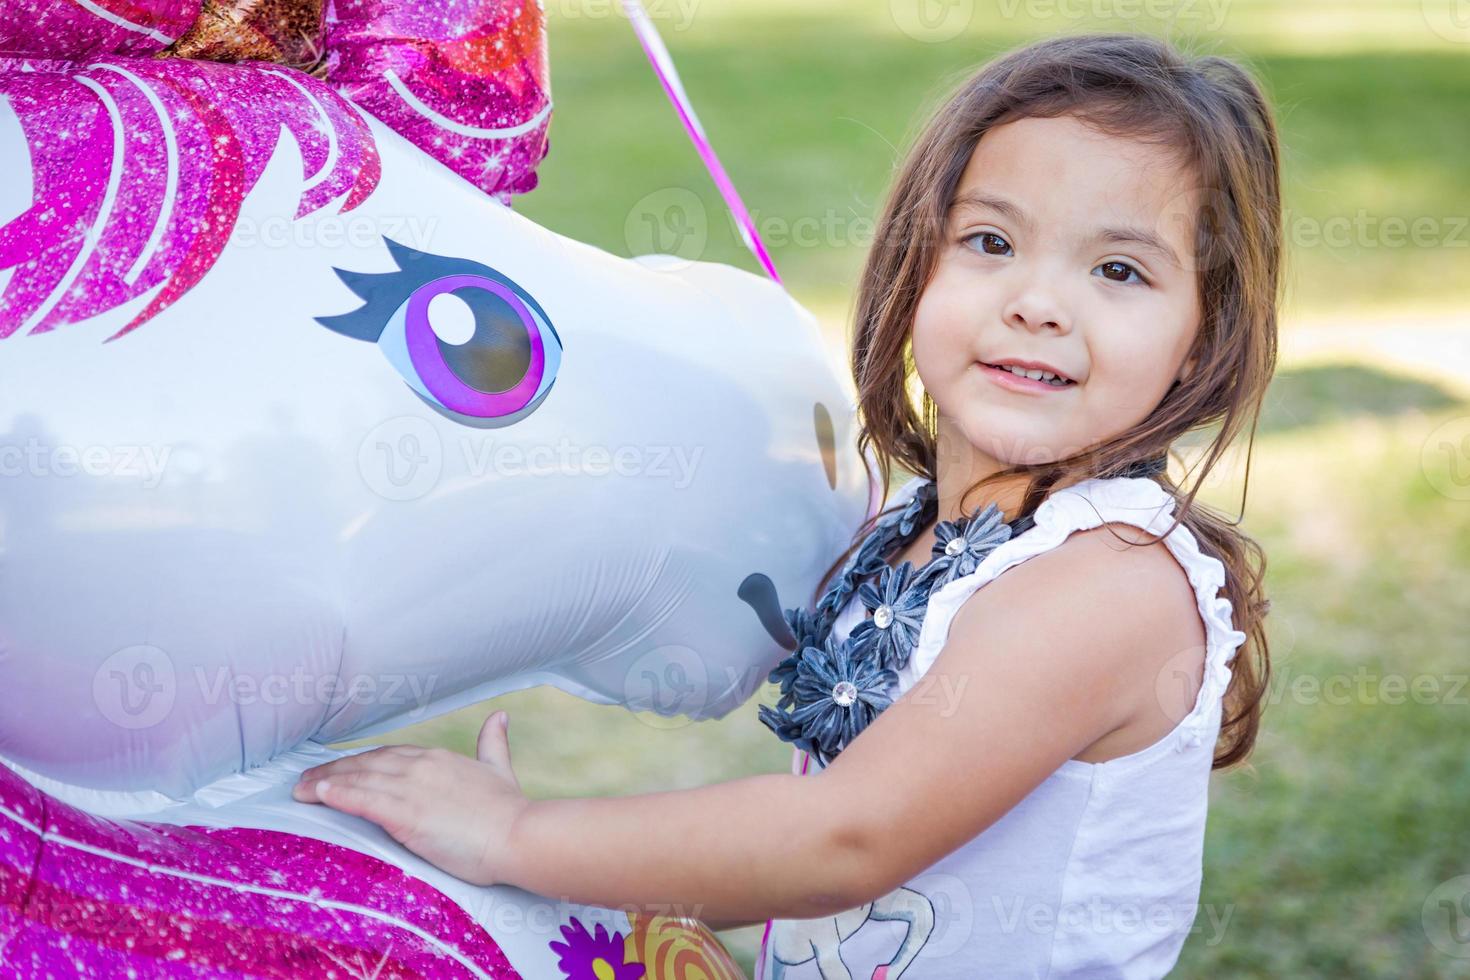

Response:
(996, 364), (1068, 385)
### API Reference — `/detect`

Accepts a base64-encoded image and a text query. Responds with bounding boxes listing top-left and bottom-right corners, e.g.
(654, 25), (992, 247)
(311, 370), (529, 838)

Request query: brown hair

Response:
(818, 33), (1280, 771)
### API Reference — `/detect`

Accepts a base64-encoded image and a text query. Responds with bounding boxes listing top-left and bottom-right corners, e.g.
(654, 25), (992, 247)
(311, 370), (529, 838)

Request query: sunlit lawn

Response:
(512, 0), (1470, 328)
(340, 3), (1470, 975)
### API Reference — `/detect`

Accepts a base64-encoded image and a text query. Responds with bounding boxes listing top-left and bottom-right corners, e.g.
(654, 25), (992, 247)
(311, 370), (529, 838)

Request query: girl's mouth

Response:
(978, 362), (1077, 392)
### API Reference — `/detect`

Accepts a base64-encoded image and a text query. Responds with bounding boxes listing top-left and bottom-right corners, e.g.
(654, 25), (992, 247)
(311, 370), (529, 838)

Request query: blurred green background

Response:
(339, 1), (1470, 975)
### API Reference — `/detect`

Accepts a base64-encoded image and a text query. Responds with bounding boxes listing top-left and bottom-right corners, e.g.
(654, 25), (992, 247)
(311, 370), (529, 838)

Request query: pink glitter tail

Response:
(0, 763), (520, 977)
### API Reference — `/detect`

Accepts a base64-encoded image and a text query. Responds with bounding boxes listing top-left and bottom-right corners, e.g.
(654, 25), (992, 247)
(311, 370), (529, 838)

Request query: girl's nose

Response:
(1002, 281), (1071, 334)
(1005, 299), (1064, 337)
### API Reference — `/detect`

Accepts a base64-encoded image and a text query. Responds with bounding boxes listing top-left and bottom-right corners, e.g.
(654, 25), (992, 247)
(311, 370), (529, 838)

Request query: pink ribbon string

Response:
(623, 16), (788, 973)
(620, 0), (783, 285)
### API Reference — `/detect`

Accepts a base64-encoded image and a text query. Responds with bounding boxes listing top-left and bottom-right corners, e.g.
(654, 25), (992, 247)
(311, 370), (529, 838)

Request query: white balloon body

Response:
(0, 108), (869, 804)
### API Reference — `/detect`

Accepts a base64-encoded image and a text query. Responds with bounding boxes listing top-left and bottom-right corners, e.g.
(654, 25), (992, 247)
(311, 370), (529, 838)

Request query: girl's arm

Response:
(498, 523), (1201, 919)
(296, 524), (1201, 924)
(499, 771), (863, 925)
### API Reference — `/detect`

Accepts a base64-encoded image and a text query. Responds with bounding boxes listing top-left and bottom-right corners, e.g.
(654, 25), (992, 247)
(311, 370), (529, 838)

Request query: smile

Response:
(978, 362), (1077, 392)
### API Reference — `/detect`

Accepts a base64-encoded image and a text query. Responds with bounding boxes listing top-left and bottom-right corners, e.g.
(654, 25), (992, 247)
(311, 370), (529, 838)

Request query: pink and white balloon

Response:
(0, 0), (868, 974)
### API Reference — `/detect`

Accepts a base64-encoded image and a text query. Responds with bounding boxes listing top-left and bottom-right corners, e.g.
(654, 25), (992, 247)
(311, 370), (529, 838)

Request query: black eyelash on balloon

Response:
(315, 237), (555, 342)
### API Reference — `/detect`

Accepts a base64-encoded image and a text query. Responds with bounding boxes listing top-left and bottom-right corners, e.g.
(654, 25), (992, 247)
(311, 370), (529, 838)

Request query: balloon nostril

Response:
(737, 573), (798, 651)
(813, 402), (837, 490)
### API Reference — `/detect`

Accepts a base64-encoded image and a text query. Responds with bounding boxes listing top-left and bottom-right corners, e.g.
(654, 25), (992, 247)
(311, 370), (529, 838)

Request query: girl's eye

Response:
(964, 232), (1012, 256)
(1094, 260), (1146, 285)
(959, 233), (1148, 286)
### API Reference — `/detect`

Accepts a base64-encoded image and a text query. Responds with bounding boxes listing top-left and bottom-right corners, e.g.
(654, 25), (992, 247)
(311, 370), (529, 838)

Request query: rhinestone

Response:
(873, 604), (894, 629)
(831, 680), (858, 707)
(944, 537), (965, 556)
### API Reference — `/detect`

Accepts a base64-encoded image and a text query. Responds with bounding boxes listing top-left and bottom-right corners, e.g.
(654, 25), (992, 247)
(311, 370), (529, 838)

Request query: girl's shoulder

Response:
(937, 474), (1233, 637)
(884, 472), (1242, 655)
(943, 496), (1204, 693)
(911, 473), (1249, 759)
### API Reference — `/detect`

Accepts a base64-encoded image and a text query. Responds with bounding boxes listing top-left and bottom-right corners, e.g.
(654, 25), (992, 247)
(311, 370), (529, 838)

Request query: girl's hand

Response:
(290, 710), (527, 888)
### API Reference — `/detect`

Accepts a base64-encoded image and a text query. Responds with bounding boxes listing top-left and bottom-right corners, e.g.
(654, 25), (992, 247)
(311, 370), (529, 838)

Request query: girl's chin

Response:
(947, 426), (1072, 470)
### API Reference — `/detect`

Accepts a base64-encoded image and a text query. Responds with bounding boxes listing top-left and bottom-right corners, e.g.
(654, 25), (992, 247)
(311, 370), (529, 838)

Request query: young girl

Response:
(293, 32), (1278, 977)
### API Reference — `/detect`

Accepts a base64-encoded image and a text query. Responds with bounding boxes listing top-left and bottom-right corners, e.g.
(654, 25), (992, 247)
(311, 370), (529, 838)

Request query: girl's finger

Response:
(475, 712), (512, 770)
(298, 749), (410, 785)
(293, 766), (408, 804)
(313, 777), (406, 827)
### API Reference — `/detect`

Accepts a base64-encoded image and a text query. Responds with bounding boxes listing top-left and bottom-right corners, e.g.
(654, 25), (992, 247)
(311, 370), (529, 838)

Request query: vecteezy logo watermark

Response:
(996, 0), (1230, 29)
(358, 417), (707, 501)
(1422, 415), (1470, 501)
(457, 892), (708, 940)
(907, 873), (975, 957)
(546, 0), (702, 32)
(93, 644), (177, 730)
(460, 439), (704, 489)
(993, 896), (1235, 946)
(230, 214), (440, 252)
(624, 187), (708, 268)
(192, 666), (439, 715)
(1260, 665), (1469, 708)
(1283, 208), (1469, 250)
(1421, 0), (1470, 44)
(0, 438), (172, 489)
(1423, 875), (1470, 959)
(623, 645), (711, 729)
(359, 416), (444, 501)
(890, 0), (976, 42)
(91, 648), (442, 731)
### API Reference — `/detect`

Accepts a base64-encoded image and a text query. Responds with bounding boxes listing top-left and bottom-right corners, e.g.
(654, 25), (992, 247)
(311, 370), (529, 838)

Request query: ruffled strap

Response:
(917, 475), (1249, 753)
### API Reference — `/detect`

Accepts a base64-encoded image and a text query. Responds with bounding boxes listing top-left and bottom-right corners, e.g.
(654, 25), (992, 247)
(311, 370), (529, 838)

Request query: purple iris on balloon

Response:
(317, 238), (563, 427)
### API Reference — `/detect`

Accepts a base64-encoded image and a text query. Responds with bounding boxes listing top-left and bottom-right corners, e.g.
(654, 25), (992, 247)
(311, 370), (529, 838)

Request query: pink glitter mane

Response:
(0, 0), (551, 340)
(0, 56), (381, 340)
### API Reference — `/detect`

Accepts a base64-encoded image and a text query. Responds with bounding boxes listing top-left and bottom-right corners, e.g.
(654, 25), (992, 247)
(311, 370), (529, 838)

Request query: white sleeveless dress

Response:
(755, 474), (1249, 980)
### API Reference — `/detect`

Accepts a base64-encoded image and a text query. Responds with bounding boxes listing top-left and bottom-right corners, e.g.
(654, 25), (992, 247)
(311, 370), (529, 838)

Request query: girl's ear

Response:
(1177, 352), (1199, 385)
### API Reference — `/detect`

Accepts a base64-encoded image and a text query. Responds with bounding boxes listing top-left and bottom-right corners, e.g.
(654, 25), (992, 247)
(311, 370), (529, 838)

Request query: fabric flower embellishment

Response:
(768, 604), (820, 711)
(783, 605), (822, 655)
(758, 634), (897, 766)
(815, 524), (887, 623)
(875, 479), (937, 537)
(756, 697), (806, 746)
(931, 501), (1014, 586)
(767, 650), (801, 711)
(769, 604), (837, 709)
(855, 560), (928, 671)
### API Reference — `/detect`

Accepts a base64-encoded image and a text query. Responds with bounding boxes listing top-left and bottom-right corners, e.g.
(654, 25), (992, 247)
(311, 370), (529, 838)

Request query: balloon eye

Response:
(383, 273), (562, 423)
(426, 292), (476, 345)
(317, 241), (562, 427)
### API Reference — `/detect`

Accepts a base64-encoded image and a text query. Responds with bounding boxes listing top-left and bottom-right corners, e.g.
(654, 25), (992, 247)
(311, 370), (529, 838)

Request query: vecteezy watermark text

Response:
(358, 417), (707, 501)
(460, 438), (703, 488)
(0, 438), (171, 489)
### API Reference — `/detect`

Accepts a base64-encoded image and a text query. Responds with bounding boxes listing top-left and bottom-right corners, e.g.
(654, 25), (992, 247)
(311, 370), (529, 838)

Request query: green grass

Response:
(1174, 398), (1470, 978)
(339, 5), (1470, 975)
(511, 1), (1470, 327)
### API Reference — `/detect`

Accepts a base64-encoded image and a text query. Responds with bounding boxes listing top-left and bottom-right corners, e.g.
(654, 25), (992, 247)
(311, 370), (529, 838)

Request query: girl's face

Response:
(912, 113), (1202, 475)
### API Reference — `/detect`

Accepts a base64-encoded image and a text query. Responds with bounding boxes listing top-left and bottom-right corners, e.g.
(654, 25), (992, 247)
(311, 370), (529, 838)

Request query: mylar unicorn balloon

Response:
(0, 0), (870, 975)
